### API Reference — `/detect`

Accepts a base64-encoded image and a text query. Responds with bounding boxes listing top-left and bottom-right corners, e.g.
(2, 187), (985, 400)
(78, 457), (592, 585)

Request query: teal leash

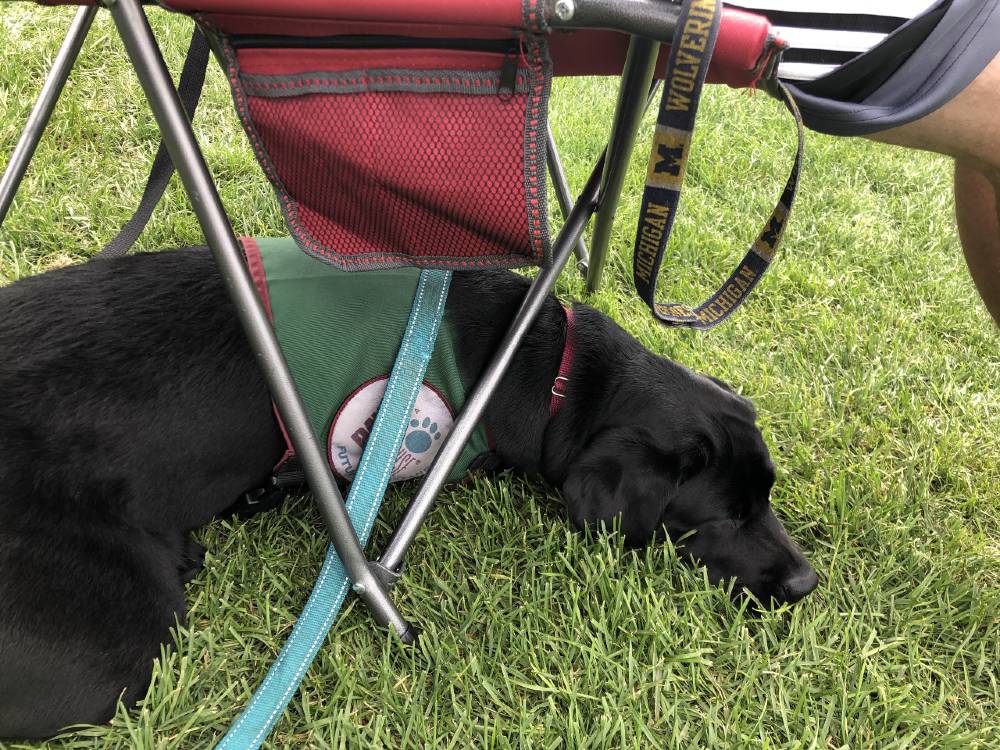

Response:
(215, 269), (453, 750)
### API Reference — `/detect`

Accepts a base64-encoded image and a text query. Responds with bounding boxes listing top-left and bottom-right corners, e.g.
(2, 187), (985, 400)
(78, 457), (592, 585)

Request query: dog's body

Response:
(0, 248), (816, 738)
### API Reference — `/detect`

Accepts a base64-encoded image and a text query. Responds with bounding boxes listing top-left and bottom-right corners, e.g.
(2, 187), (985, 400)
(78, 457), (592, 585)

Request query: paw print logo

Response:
(405, 417), (442, 454)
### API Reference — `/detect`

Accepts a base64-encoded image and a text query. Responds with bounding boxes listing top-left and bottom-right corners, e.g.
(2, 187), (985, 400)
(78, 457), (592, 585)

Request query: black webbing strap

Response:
(631, 0), (805, 329)
(228, 457), (306, 519)
(98, 26), (211, 258)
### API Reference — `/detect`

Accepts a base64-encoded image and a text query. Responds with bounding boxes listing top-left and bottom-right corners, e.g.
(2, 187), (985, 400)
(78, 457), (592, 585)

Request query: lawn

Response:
(1, 6), (998, 749)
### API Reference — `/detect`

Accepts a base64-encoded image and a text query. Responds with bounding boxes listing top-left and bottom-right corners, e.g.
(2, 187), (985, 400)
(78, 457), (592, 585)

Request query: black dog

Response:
(0, 247), (817, 738)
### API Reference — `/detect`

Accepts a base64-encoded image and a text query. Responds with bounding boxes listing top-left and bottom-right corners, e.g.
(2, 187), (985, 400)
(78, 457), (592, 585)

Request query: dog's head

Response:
(552, 337), (817, 607)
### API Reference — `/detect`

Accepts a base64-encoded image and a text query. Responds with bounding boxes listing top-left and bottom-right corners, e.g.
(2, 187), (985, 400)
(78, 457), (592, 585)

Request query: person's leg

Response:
(953, 162), (1000, 326)
(866, 51), (1000, 326)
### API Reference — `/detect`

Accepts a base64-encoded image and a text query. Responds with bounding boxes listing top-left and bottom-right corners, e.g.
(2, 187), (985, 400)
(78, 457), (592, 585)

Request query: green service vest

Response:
(247, 237), (490, 483)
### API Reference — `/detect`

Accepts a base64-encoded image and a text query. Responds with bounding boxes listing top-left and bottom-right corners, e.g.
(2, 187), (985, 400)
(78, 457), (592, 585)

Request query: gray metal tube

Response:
(0, 5), (97, 227)
(105, 0), (413, 640)
(546, 0), (682, 40)
(378, 153), (606, 574)
(546, 124), (589, 276)
(585, 35), (660, 293)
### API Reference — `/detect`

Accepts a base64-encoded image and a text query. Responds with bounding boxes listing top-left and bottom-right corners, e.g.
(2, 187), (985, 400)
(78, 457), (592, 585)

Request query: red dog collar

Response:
(549, 306), (575, 417)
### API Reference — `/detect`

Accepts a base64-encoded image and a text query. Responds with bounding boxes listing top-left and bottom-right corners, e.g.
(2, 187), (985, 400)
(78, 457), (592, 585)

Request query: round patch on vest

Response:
(328, 376), (455, 483)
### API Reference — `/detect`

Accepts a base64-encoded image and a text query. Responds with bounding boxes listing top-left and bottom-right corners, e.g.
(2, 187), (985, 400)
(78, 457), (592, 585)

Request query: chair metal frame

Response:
(0, 0), (678, 640)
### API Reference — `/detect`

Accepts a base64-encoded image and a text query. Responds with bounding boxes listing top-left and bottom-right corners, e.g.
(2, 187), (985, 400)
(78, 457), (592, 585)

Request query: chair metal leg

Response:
(546, 124), (590, 277)
(105, 0), (414, 641)
(378, 61), (663, 570)
(0, 5), (97, 227)
(584, 35), (660, 293)
(377, 150), (607, 574)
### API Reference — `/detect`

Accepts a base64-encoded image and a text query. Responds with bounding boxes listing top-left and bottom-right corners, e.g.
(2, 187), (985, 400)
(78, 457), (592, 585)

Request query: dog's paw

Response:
(405, 417), (442, 454)
(178, 538), (207, 583)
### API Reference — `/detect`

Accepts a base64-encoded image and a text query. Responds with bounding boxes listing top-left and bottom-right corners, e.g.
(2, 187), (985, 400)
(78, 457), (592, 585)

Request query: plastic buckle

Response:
(230, 485), (290, 518)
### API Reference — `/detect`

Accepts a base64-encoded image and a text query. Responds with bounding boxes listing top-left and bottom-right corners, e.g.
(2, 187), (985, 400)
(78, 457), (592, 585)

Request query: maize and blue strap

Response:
(632, 0), (804, 329)
(215, 269), (453, 750)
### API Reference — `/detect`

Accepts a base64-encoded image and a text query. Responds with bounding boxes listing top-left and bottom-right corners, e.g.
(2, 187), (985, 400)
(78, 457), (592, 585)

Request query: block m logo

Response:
(654, 143), (685, 176)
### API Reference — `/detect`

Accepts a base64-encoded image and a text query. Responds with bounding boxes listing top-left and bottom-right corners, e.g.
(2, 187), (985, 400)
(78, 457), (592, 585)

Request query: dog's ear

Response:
(562, 427), (695, 546)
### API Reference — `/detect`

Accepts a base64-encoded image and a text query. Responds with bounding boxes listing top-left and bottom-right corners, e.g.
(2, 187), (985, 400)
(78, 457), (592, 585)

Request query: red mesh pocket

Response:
(222, 39), (552, 270)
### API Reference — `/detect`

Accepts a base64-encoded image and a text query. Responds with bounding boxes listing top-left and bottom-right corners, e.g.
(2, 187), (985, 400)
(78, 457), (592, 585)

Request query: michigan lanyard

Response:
(632, 0), (805, 329)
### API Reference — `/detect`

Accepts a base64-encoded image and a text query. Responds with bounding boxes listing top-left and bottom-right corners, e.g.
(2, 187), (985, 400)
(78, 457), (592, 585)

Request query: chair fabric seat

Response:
(159, 0), (772, 85)
(140, 0), (771, 271)
(32, 0), (778, 272)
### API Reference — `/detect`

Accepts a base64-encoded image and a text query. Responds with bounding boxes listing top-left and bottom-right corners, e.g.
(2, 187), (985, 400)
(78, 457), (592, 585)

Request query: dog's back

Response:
(0, 250), (281, 737)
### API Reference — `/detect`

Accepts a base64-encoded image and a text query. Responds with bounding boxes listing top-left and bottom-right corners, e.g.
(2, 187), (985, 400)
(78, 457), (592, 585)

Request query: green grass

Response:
(2, 7), (998, 749)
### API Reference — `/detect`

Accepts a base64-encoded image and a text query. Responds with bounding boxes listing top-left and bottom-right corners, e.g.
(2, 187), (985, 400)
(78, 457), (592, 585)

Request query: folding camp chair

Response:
(0, 0), (799, 740)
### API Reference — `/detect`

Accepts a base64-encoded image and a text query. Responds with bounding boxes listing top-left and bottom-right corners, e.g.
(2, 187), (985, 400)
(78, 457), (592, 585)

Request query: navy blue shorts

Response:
(731, 1), (1000, 135)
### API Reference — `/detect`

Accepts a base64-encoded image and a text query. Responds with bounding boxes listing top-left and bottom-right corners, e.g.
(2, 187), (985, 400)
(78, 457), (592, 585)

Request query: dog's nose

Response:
(779, 565), (819, 603)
